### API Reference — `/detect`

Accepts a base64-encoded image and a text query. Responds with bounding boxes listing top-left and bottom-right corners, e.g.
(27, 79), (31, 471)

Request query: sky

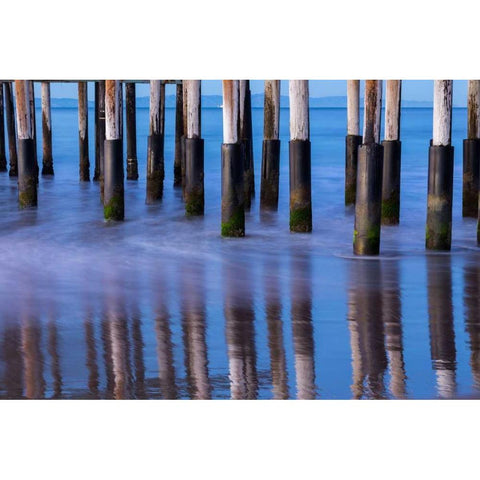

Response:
(46, 80), (469, 105)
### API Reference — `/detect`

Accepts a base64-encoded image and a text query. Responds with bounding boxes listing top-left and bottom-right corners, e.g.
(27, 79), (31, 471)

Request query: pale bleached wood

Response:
(185, 80), (201, 138)
(385, 80), (401, 141)
(432, 80), (453, 146)
(363, 80), (383, 144)
(347, 80), (360, 136)
(263, 80), (280, 140)
(78, 82), (88, 141)
(222, 80), (239, 144)
(467, 80), (480, 139)
(41, 82), (51, 133)
(149, 80), (161, 136)
(14, 80), (32, 139)
(105, 80), (121, 140)
(289, 80), (309, 141)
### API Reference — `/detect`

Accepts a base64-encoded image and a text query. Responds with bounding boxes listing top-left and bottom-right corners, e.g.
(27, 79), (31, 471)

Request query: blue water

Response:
(0, 98), (478, 399)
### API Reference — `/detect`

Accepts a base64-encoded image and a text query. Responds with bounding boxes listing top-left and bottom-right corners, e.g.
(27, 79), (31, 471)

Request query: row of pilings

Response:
(1, 80), (479, 254)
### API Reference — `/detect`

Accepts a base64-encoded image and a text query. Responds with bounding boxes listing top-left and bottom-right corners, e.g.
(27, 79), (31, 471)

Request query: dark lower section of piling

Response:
(41, 156), (54, 176)
(463, 138), (480, 218)
(426, 145), (454, 250)
(146, 134), (164, 204)
(381, 140), (402, 225)
(174, 84), (183, 187)
(184, 138), (204, 216)
(103, 139), (124, 221)
(353, 143), (384, 255)
(79, 134), (90, 181)
(260, 139), (280, 211)
(126, 83), (138, 181)
(221, 143), (245, 237)
(345, 134), (362, 205)
(126, 158), (138, 181)
(242, 138), (255, 210)
(180, 135), (186, 197)
(17, 139), (37, 208)
(289, 140), (312, 233)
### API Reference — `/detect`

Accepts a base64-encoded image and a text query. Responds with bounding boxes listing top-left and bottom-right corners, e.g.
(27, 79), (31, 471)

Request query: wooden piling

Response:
(221, 80), (245, 237)
(240, 80), (254, 210)
(40, 82), (54, 175)
(15, 80), (37, 208)
(382, 80), (402, 225)
(463, 80), (480, 217)
(78, 82), (89, 181)
(174, 83), (184, 187)
(27, 81), (38, 181)
(184, 80), (204, 216)
(353, 80), (384, 255)
(146, 80), (165, 203)
(260, 80), (281, 211)
(4, 82), (18, 176)
(345, 80), (362, 205)
(427, 80), (454, 250)
(125, 82), (138, 180)
(289, 80), (311, 232)
(0, 84), (6, 171)
(103, 80), (124, 220)
(181, 81), (188, 194)
(96, 82), (106, 198)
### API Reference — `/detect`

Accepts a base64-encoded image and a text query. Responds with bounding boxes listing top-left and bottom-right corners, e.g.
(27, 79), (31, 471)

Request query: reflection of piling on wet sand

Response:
(291, 254), (316, 399)
(131, 313), (146, 400)
(21, 316), (45, 399)
(427, 256), (456, 399)
(47, 315), (62, 398)
(224, 263), (258, 399)
(84, 312), (100, 399)
(2, 324), (24, 398)
(347, 260), (387, 399)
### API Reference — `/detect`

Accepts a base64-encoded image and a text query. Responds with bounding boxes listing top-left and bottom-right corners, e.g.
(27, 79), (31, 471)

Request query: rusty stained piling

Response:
(0, 84), (6, 171)
(146, 80), (165, 203)
(427, 80), (454, 250)
(260, 80), (281, 211)
(27, 81), (39, 181)
(125, 82), (138, 180)
(184, 80), (204, 216)
(78, 82), (89, 181)
(345, 80), (362, 205)
(40, 82), (54, 175)
(289, 80), (312, 232)
(15, 80), (36, 208)
(239, 80), (254, 210)
(221, 80), (245, 237)
(463, 80), (480, 217)
(174, 83), (184, 187)
(103, 80), (124, 220)
(4, 82), (18, 176)
(353, 80), (384, 255)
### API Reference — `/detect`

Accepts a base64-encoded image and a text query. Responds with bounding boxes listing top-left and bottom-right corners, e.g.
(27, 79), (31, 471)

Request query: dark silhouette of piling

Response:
(0, 84), (6, 171)
(184, 80), (204, 216)
(146, 80), (165, 203)
(4, 82), (18, 176)
(15, 80), (37, 208)
(426, 80), (453, 250)
(463, 80), (480, 217)
(382, 80), (402, 225)
(103, 80), (124, 220)
(353, 80), (384, 255)
(96, 82), (106, 198)
(125, 82), (138, 180)
(174, 83), (184, 187)
(345, 80), (362, 205)
(78, 82), (89, 181)
(221, 80), (245, 237)
(240, 80), (254, 210)
(27, 81), (39, 181)
(260, 80), (281, 211)
(289, 80), (312, 232)
(40, 82), (54, 175)
(181, 81), (188, 195)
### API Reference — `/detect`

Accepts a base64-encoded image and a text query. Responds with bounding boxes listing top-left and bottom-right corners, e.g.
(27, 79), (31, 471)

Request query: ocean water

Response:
(0, 100), (478, 400)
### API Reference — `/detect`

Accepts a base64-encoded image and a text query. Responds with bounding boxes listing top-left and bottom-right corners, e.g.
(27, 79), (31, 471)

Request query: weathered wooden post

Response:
(463, 80), (480, 217)
(103, 80), (124, 220)
(181, 81), (188, 195)
(260, 80), (281, 211)
(353, 80), (384, 255)
(125, 82), (138, 180)
(221, 80), (245, 237)
(0, 84), (6, 172)
(15, 80), (37, 208)
(93, 82), (101, 181)
(96, 82), (106, 198)
(78, 82), (89, 181)
(146, 80), (165, 203)
(382, 80), (402, 224)
(174, 82), (184, 186)
(184, 80), (204, 215)
(240, 80), (254, 209)
(345, 80), (362, 205)
(27, 81), (39, 181)
(40, 82), (54, 175)
(4, 82), (18, 176)
(426, 80), (454, 250)
(289, 80), (312, 232)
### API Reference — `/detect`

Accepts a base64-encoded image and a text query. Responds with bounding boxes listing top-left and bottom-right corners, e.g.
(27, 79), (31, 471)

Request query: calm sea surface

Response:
(0, 101), (478, 399)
